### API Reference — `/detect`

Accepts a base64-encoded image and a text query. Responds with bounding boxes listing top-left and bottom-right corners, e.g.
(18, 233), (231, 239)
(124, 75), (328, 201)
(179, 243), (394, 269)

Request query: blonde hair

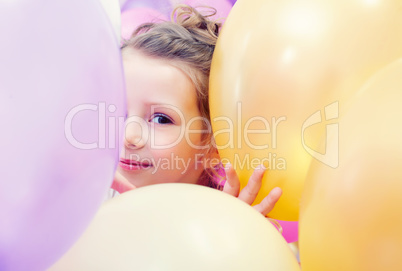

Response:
(121, 5), (223, 188)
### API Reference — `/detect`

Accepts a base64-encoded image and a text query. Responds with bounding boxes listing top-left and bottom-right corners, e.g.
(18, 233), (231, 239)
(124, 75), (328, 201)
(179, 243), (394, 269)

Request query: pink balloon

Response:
(121, 7), (169, 40)
(277, 220), (299, 243)
(0, 0), (125, 270)
(269, 220), (298, 243)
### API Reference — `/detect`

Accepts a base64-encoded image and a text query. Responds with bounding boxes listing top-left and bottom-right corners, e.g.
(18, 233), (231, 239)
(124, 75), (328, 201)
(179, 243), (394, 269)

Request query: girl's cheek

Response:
(151, 127), (184, 148)
(185, 120), (206, 149)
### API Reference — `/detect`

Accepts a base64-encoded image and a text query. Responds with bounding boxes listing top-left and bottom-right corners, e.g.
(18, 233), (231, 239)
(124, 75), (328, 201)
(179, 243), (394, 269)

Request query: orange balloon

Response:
(49, 184), (300, 271)
(209, 0), (402, 220)
(299, 59), (402, 270)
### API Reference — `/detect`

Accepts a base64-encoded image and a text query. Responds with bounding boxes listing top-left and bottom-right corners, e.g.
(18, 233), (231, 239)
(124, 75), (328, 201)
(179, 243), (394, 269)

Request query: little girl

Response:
(113, 4), (282, 216)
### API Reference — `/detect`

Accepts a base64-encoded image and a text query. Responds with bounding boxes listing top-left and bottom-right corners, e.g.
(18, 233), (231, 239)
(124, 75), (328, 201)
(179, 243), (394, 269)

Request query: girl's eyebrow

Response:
(143, 102), (182, 109)
(143, 102), (170, 106)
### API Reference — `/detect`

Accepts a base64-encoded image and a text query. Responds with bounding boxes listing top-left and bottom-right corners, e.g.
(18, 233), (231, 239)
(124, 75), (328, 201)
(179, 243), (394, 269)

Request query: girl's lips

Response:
(119, 159), (153, 171)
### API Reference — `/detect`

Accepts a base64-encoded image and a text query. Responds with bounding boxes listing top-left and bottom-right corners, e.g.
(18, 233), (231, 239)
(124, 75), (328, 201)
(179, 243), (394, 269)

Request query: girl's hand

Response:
(111, 171), (136, 193)
(223, 163), (282, 216)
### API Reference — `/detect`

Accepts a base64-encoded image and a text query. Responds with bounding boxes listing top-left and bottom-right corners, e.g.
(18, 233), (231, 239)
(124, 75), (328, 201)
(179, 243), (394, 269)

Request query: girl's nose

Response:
(124, 116), (148, 149)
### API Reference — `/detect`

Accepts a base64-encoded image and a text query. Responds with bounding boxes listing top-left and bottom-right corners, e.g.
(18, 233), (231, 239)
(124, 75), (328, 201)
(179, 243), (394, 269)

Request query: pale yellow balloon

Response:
(299, 59), (402, 270)
(209, 0), (402, 221)
(98, 0), (121, 43)
(49, 184), (300, 271)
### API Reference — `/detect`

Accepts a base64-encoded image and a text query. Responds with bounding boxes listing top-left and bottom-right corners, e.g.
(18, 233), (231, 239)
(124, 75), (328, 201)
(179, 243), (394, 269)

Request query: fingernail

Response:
(273, 187), (282, 196)
(257, 164), (266, 170)
(224, 162), (231, 170)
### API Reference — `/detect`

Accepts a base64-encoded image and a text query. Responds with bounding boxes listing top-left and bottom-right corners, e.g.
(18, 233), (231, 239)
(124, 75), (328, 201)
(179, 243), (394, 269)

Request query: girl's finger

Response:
(237, 165), (266, 205)
(222, 163), (240, 197)
(253, 187), (282, 216)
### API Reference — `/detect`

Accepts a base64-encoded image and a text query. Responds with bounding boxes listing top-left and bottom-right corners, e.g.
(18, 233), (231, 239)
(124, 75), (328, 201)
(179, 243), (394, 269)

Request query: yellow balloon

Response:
(49, 184), (300, 271)
(209, 0), (402, 220)
(299, 59), (402, 270)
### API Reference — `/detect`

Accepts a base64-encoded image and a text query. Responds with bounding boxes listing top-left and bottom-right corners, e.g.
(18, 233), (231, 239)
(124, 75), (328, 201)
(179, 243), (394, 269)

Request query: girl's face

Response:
(117, 49), (207, 188)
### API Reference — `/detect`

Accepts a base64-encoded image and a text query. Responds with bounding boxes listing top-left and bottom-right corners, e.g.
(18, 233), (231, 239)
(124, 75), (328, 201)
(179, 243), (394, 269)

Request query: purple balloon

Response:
(121, 0), (172, 16)
(0, 0), (125, 270)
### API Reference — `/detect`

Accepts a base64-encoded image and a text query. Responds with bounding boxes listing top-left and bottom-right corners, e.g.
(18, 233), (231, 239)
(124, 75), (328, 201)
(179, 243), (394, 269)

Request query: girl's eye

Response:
(150, 114), (173, 124)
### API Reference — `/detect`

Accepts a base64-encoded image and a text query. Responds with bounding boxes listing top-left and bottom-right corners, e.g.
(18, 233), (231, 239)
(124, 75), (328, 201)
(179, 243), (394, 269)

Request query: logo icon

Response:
(302, 101), (339, 168)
